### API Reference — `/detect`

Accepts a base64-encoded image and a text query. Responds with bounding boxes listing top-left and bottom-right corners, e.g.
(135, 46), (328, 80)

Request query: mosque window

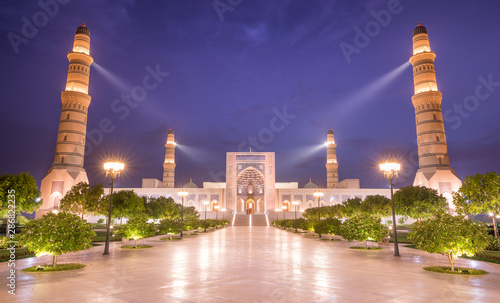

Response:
(64, 135), (67, 141)
(66, 113), (70, 119)
(436, 135), (440, 142)
(433, 114), (437, 120)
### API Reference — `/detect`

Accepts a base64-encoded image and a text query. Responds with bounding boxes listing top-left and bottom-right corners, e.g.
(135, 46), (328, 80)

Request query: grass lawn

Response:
(423, 266), (487, 275)
(92, 230), (122, 242)
(23, 263), (85, 272)
(0, 248), (35, 262)
(389, 232), (412, 244)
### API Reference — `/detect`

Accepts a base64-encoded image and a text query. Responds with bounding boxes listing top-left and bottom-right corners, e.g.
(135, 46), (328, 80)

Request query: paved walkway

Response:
(2, 227), (500, 302)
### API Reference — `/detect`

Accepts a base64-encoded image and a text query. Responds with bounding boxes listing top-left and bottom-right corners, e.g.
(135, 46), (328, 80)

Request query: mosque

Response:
(36, 23), (461, 220)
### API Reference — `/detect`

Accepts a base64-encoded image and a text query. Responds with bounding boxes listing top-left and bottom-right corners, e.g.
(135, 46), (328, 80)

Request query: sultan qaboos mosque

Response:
(36, 23), (462, 221)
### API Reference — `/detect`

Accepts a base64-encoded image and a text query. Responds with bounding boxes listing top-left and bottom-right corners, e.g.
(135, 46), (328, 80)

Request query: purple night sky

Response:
(1, 0), (499, 190)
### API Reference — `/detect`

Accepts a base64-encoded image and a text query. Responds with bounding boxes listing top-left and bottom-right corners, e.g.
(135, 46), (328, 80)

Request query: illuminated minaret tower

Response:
(409, 23), (461, 207)
(163, 128), (176, 187)
(37, 24), (94, 217)
(325, 129), (339, 188)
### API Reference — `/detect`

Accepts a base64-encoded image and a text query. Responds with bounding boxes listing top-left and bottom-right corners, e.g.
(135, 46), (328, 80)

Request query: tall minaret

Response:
(163, 128), (176, 187)
(37, 24), (94, 218)
(325, 129), (339, 188)
(409, 23), (461, 208)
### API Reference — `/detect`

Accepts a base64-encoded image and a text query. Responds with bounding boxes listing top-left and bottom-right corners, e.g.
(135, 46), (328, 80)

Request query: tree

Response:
(398, 217), (406, 225)
(453, 172), (500, 238)
(116, 216), (156, 248)
(340, 215), (387, 249)
(408, 212), (491, 271)
(341, 197), (362, 218)
(360, 195), (391, 218)
(290, 218), (307, 232)
(0, 172), (41, 216)
(314, 217), (342, 240)
(199, 219), (211, 232)
(20, 212), (95, 267)
(158, 219), (183, 239)
(144, 196), (179, 221)
(393, 186), (447, 222)
(60, 182), (105, 219)
(109, 190), (145, 225)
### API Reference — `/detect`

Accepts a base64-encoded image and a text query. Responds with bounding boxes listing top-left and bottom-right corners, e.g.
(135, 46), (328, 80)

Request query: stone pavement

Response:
(1, 227), (500, 302)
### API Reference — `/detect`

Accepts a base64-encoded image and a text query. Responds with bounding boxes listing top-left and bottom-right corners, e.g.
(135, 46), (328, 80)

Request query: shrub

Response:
(340, 215), (387, 249)
(97, 218), (105, 224)
(115, 216), (156, 248)
(486, 238), (500, 251)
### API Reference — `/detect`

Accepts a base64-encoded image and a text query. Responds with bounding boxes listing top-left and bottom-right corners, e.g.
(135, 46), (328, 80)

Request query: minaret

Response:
(409, 23), (461, 208)
(163, 128), (176, 187)
(37, 24), (94, 217)
(325, 129), (339, 188)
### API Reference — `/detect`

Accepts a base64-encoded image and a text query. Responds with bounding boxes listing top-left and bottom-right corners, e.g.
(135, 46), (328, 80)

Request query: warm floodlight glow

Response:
(221, 208), (226, 212)
(202, 200), (209, 205)
(51, 210), (59, 214)
(214, 205), (220, 210)
(324, 141), (335, 146)
(313, 191), (324, 198)
(166, 141), (177, 146)
(178, 189), (188, 197)
(281, 205), (287, 210)
(104, 161), (125, 172)
(380, 160), (401, 179)
(292, 201), (300, 205)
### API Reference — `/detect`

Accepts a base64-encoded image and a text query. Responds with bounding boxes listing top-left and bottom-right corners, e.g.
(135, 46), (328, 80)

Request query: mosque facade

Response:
(36, 23), (461, 219)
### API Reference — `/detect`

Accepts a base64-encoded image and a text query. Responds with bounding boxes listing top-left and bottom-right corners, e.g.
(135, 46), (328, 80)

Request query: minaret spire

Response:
(325, 129), (339, 188)
(409, 23), (461, 208)
(37, 24), (94, 217)
(163, 128), (176, 187)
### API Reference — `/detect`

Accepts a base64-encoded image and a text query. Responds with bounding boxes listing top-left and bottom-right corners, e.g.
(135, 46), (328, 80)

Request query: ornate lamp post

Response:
(380, 160), (401, 257)
(103, 161), (124, 255)
(221, 208), (226, 220)
(202, 200), (209, 220)
(281, 205), (287, 220)
(313, 190), (324, 220)
(292, 201), (300, 219)
(178, 189), (188, 237)
(214, 205), (220, 220)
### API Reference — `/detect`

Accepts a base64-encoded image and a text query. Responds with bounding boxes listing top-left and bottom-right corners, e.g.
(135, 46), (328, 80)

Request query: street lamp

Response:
(221, 208), (226, 220)
(313, 190), (324, 220)
(292, 201), (300, 219)
(214, 205), (220, 220)
(202, 200), (209, 220)
(178, 189), (188, 237)
(380, 160), (401, 257)
(281, 205), (287, 220)
(103, 161), (124, 255)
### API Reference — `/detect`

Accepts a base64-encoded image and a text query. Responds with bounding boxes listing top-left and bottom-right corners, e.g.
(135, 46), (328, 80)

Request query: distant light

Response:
(52, 210), (59, 214)
(202, 200), (209, 205)
(167, 141), (177, 146)
(178, 190), (188, 197)
(292, 201), (300, 205)
(324, 141), (335, 146)
(379, 161), (401, 173)
(313, 190), (324, 198)
(35, 197), (41, 202)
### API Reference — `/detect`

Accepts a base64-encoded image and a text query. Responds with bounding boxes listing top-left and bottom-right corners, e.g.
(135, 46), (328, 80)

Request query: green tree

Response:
(290, 218), (307, 232)
(303, 207), (320, 221)
(144, 196), (178, 221)
(360, 195), (392, 218)
(341, 197), (362, 218)
(341, 215), (387, 249)
(60, 182), (105, 219)
(116, 216), (156, 248)
(393, 186), (447, 222)
(408, 212), (491, 271)
(314, 217), (342, 240)
(453, 172), (500, 238)
(20, 212), (95, 267)
(0, 172), (41, 216)
(158, 219), (183, 239)
(199, 219), (211, 232)
(109, 190), (145, 225)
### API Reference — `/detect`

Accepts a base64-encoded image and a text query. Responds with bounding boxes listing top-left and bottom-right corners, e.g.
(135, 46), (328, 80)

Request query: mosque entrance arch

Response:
(236, 167), (265, 214)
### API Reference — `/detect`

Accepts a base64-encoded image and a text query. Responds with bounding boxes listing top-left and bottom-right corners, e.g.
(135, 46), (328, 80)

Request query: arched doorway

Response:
(246, 199), (255, 215)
